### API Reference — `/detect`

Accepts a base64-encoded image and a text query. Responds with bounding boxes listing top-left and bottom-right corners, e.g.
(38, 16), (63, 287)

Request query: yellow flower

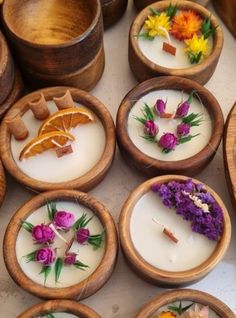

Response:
(144, 13), (171, 38)
(185, 34), (209, 57)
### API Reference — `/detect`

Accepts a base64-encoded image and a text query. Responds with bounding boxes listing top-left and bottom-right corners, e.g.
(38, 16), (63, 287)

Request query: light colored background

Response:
(0, 1), (236, 317)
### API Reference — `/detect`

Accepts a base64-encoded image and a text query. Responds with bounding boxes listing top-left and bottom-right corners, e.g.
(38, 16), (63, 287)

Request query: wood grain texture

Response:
(129, 0), (223, 85)
(2, 0), (104, 90)
(18, 300), (102, 318)
(101, 0), (128, 28)
(213, 0), (236, 38)
(223, 102), (236, 211)
(0, 87), (116, 192)
(134, 0), (210, 11)
(116, 76), (224, 177)
(0, 160), (6, 207)
(4, 190), (119, 300)
(119, 175), (231, 287)
(135, 289), (235, 318)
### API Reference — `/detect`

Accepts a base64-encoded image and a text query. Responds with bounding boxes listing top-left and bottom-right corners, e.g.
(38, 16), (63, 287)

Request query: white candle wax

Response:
(152, 302), (220, 318)
(128, 90), (212, 161)
(42, 314), (79, 318)
(130, 191), (217, 271)
(138, 27), (213, 69)
(11, 101), (106, 183)
(16, 201), (105, 288)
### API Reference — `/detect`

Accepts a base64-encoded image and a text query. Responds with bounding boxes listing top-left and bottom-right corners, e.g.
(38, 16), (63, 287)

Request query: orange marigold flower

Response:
(157, 311), (176, 318)
(171, 10), (202, 41)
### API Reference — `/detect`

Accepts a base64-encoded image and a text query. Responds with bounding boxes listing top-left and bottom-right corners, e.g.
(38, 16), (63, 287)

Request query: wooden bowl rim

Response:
(0, 86), (116, 192)
(2, 0), (101, 49)
(0, 159), (6, 207)
(130, 0), (223, 75)
(116, 76), (224, 171)
(119, 175), (231, 284)
(18, 299), (102, 318)
(4, 189), (118, 299)
(135, 289), (235, 318)
(0, 31), (10, 75)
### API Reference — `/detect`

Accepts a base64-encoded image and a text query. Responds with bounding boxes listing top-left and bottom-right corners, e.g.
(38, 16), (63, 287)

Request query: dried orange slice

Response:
(38, 107), (94, 135)
(19, 131), (75, 161)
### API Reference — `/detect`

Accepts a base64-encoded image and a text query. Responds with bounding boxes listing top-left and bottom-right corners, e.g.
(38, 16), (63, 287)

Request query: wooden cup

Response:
(101, 0), (128, 28)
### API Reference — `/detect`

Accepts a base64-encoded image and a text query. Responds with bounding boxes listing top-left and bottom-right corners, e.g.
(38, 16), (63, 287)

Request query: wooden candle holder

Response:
(18, 300), (102, 318)
(119, 175), (231, 287)
(129, 0), (223, 85)
(2, 0), (105, 90)
(134, 0), (211, 11)
(0, 160), (6, 207)
(4, 190), (118, 300)
(116, 76), (224, 177)
(101, 0), (128, 28)
(135, 289), (235, 318)
(0, 87), (116, 192)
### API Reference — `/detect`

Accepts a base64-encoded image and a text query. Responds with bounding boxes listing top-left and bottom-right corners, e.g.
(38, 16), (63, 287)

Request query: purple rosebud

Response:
(144, 120), (158, 137)
(158, 133), (178, 150)
(35, 247), (56, 266)
(177, 123), (190, 136)
(64, 252), (77, 265)
(76, 227), (90, 244)
(154, 99), (166, 115)
(54, 211), (75, 230)
(175, 101), (190, 118)
(32, 224), (55, 244)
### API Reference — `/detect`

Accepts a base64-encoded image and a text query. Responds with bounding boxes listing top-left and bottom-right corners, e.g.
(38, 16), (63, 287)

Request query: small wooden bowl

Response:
(0, 86), (116, 192)
(129, 0), (223, 84)
(133, 0), (210, 11)
(116, 76), (224, 177)
(18, 300), (101, 318)
(0, 30), (15, 104)
(2, 0), (104, 90)
(101, 0), (128, 29)
(223, 102), (236, 210)
(4, 189), (118, 300)
(135, 289), (235, 318)
(119, 175), (231, 287)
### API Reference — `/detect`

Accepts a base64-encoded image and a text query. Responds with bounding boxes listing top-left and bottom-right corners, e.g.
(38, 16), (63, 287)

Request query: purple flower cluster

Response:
(151, 179), (223, 241)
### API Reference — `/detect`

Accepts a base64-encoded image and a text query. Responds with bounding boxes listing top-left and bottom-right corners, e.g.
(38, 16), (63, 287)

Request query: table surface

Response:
(0, 2), (236, 317)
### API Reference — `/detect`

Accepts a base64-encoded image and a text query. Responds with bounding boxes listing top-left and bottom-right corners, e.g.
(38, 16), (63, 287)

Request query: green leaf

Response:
(182, 113), (203, 127)
(135, 32), (155, 41)
(142, 102), (155, 121)
(88, 231), (104, 250)
(39, 265), (52, 285)
(149, 7), (160, 16)
(141, 135), (156, 143)
(55, 257), (63, 283)
(178, 134), (200, 145)
(47, 201), (57, 221)
(133, 116), (147, 125)
(45, 314), (56, 318)
(166, 3), (177, 19)
(23, 251), (36, 263)
(168, 302), (193, 314)
(74, 260), (89, 271)
(162, 148), (172, 154)
(188, 51), (202, 64)
(21, 220), (34, 233)
(73, 213), (93, 230)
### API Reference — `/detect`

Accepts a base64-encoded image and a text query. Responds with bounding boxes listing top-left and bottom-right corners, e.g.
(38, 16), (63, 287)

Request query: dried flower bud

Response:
(35, 247), (56, 266)
(175, 101), (190, 118)
(53, 211), (75, 230)
(64, 252), (77, 265)
(177, 123), (191, 136)
(155, 99), (166, 115)
(32, 224), (55, 244)
(159, 133), (178, 151)
(144, 120), (158, 137)
(76, 228), (90, 244)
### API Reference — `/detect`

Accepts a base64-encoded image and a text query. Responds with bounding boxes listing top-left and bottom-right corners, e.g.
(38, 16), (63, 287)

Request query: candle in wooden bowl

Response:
(100, 0), (128, 29)
(119, 175), (231, 287)
(4, 190), (118, 299)
(18, 300), (102, 318)
(135, 289), (235, 318)
(116, 76), (223, 177)
(134, 0), (210, 11)
(2, 0), (104, 90)
(0, 87), (115, 192)
(129, 0), (223, 84)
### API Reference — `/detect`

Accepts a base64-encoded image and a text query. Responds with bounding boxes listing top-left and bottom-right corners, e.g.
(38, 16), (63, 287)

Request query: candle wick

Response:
(49, 223), (68, 244)
(152, 218), (179, 244)
(157, 26), (171, 44)
(152, 218), (164, 227)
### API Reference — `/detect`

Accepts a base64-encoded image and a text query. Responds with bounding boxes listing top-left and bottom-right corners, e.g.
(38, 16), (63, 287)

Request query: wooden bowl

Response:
(2, 0), (104, 90)
(0, 86), (116, 192)
(135, 289), (235, 318)
(0, 30), (15, 104)
(133, 0), (210, 11)
(119, 175), (231, 287)
(101, 0), (128, 29)
(0, 160), (6, 207)
(213, 0), (236, 38)
(4, 189), (118, 299)
(129, 0), (223, 84)
(18, 300), (101, 318)
(116, 76), (224, 177)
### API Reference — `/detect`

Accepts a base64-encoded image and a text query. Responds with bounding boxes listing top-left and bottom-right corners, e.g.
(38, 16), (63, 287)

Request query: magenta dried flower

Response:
(175, 91), (194, 118)
(177, 123), (191, 136)
(154, 99), (166, 115)
(35, 247), (56, 266)
(53, 211), (75, 230)
(76, 228), (90, 244)
(144, 120), (158, 137)
(159, 133), (178, 152)
(64, 252), (77, 265)
(31, 224), (55, 244)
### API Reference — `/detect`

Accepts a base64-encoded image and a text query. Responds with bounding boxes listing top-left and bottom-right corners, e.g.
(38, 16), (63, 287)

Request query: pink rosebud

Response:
(76, 228), (90, 244)
(159, 133), (178, 151)
(144, 120), (158, 137)
(154, 99), (166, 115)
(53, 211), (75, 230)
(32, 224), (55, 244)
(175, 101), (190, 118)
(177, 123), (190, 136)
(35, 247), (56, 266)
(64, 252), (77, 265)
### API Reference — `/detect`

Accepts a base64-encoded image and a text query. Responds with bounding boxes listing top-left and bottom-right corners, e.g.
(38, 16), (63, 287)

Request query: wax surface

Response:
(138, 27), (213, 69)
(130, 191), (217, 271)
(11, 101), (106, 182)
(42, 314), (79, 318)
(128, 90), (212, 161)
(16, 201), (105, 288)
(152, 301), (220, 318)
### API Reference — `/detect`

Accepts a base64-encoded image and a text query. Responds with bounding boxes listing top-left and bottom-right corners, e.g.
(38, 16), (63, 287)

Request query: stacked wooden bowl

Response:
(134, 0), (210, 11)
(101, 0), (128, 28)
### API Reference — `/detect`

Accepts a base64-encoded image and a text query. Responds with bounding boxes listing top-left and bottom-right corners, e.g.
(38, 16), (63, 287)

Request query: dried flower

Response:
(171, 10), (202, 40)
(177, 123), (190, 136)
(53, 211), (75, 230)
(144, 120), (158, 137)
(64, 252), (77, 265)
(159, 133), (178, 152)
(31, 224), (55, 244)
(175, 102), (190, 118)
(154, 99), (166, 115)
(158, 311), (176, 318)
(76, 228), (90, 244)
(144, 12), (171, 38)
(35, 247), (56, 266)
(185, 34), (209, 64)
(182, 304), (209, 318)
